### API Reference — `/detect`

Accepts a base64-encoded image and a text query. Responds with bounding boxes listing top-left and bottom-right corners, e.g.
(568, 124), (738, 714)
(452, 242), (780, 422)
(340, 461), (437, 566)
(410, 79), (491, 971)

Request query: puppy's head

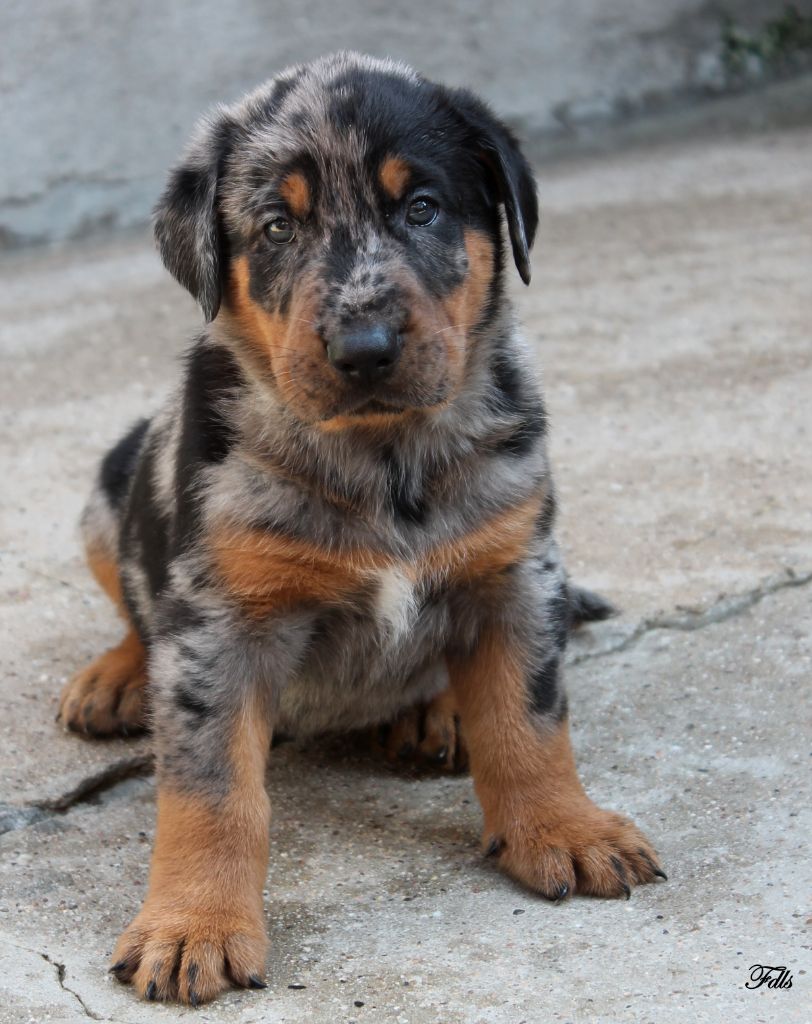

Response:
(155, 53), (537, 426)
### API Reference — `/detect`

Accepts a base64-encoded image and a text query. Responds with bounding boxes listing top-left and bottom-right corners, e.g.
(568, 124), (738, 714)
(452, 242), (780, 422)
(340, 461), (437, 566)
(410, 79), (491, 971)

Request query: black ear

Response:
(448, 90), (539, 285)
(153, 113), (237, 322)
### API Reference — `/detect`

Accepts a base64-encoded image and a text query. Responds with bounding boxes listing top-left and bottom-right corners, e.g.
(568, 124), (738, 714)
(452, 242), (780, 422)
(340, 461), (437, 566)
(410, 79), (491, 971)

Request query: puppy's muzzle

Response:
(326, 320), (404, 385)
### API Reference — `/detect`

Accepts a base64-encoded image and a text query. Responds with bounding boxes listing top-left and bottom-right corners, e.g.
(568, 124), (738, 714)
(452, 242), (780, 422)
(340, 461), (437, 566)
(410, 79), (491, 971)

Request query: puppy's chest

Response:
(208, 489), (539, 629)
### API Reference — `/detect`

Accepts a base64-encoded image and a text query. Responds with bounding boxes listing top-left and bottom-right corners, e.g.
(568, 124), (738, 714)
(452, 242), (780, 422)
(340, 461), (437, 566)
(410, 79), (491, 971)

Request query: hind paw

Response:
(376, 689), (469, 772)
(58, 631), (148, 737)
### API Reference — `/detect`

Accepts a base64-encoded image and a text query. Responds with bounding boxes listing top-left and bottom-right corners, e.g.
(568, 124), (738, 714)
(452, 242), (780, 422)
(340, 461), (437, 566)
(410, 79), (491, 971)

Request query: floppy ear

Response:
(153, 112), (237, 322)
(448, 90), (539, 285)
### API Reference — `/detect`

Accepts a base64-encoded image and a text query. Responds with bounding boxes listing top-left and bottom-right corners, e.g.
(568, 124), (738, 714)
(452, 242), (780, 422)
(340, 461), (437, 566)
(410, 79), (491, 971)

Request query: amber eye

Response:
(406, 196), (438, 227)
(265, 216), (295, 244)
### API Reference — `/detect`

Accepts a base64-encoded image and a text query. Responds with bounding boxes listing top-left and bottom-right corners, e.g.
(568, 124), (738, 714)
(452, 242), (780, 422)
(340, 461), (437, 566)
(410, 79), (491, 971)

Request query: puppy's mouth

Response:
(337, 396), (408, 418)
(322, 370), (453, 422)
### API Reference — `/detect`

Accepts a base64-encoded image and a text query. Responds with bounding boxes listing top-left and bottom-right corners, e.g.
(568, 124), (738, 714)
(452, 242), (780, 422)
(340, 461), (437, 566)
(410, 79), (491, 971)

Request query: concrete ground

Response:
(1, 123), (810, 1023)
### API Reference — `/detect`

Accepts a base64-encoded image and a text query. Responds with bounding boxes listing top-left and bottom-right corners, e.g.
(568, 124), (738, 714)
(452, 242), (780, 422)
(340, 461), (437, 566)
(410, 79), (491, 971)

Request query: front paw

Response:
(485, 800), (666, 900)
(111, 898), (268, 1004)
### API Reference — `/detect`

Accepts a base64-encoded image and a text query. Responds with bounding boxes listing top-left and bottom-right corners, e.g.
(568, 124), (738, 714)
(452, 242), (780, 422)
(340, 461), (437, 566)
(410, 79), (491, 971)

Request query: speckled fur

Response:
(82, 53), (562, 769)
(62, 54), (663, 1006)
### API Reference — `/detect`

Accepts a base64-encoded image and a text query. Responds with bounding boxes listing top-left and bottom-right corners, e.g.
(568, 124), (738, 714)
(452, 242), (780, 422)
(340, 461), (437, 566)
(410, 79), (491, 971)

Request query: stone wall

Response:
(1, 0), (804, 244)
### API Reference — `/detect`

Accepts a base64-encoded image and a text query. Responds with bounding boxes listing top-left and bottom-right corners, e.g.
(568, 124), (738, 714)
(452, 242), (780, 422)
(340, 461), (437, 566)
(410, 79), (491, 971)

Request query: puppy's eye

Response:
(406, 196), (438, 227)
(266, 216), (295, 244)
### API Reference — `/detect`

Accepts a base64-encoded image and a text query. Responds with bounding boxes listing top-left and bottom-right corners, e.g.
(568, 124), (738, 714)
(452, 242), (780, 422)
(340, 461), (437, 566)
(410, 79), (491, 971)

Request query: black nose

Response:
(326, 322), (403, 383)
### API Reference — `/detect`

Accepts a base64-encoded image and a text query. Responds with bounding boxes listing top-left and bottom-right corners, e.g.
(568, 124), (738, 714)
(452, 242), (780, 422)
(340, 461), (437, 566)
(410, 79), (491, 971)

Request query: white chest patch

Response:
(374, 567), (417, 641)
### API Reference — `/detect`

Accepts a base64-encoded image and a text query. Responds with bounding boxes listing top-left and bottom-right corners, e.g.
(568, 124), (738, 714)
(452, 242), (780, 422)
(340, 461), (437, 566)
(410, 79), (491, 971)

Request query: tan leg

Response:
(111, 704), (271, 1004)
(449, 626), (665, 899)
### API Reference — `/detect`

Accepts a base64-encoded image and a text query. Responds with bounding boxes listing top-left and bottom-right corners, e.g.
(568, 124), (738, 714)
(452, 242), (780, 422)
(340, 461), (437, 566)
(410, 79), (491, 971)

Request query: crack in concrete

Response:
(32, 754), (154, 814)
(570, 566), (812, 665)
(40, 950), (105, 1021)
(1, 936), (132, 1022)
(0, 755), (153, 836)
(0, 753), (153, 831)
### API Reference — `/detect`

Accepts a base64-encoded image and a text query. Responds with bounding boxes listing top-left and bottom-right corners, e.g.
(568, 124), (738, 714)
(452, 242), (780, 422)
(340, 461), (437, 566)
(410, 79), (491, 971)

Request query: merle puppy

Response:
(58, 53), (664, 1005)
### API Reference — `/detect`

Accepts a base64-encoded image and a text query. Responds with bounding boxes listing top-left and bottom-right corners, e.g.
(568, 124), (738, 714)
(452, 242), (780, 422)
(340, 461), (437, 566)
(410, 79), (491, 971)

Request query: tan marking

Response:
(373, 685), (467, 770)
(279, 171), (310, 219)
(210, 526), (393, 618)
(62, 543), (147, 735)
(379, 155), (411, 200)
(87, 545), (124, 611)
(224, 256), (335, 419)
(225, 255), (285, 367)
(222, 228), (492, 427)
(450, 628), (580, 796)
(443, 229), (495, 337)
(421, 490), (541, 586)
(318, 408), (422, 433)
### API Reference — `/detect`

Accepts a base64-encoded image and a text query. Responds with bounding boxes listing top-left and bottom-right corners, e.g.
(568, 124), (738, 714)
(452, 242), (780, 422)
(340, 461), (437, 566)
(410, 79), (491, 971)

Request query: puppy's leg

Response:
(378, 583), (611, 774)
(448, 610), (665, 899)
(59, 546), (148, 736)
(111, 627), (273, 1004)
(60, 421), (152, 736)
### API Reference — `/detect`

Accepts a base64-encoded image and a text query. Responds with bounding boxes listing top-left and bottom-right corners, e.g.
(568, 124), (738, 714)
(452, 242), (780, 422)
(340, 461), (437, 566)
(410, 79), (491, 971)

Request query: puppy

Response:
(58, 53), (664, 1005)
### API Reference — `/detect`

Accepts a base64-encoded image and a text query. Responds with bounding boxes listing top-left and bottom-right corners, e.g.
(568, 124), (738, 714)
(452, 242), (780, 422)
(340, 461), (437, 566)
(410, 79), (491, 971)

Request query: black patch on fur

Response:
(100, 419), (150, 510)
(153, 116), (238, 321)
(254, 72), (305, 124)
(548, 581), (571, 651)
(418, 580), (449, 611)
(174, 685), (213, 722)
(183, 343), (243, 463)
(439, 86), (539, 283)
(535, 487), (557, 537)
(383, 446), (426, 525)
(327, 67), (423, 135)
(174, 341), (244, 548)
(121, 436), (171, 601)
(497, 409), (546, 456)
(154, 596), (206, 638)
(527, 653), (561, 717)
(476, 240), (505, 333)
(569, 585), (617, 625)
(324, 224), (359, 291)
(489, 351), (523, 412)
(486, 344), (548, 455)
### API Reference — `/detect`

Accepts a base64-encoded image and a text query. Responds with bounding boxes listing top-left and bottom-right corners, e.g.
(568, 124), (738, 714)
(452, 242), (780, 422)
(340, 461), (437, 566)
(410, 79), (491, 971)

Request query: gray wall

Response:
(0, 0), (801, 245)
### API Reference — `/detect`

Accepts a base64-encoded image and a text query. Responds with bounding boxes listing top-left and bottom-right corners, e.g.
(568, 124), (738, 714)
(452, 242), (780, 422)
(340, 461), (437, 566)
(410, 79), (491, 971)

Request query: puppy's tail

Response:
(568, 584), (617, 629)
